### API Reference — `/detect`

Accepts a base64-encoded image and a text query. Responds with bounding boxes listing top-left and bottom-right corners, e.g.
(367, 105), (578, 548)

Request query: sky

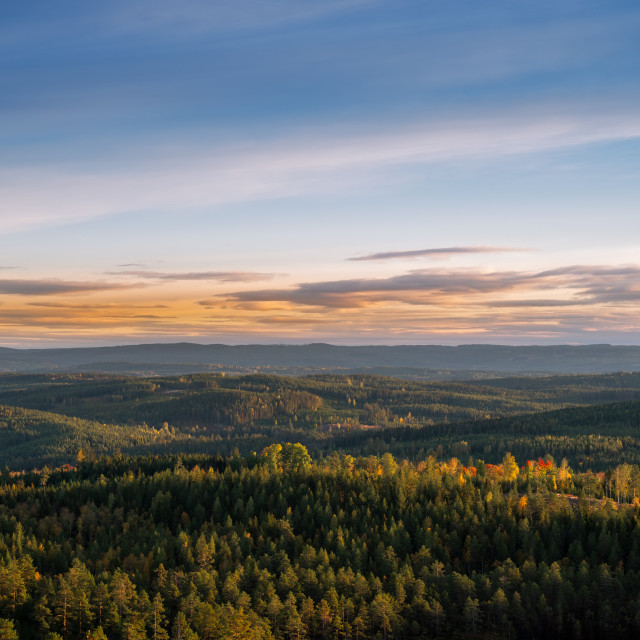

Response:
(1, 0), (640, 347)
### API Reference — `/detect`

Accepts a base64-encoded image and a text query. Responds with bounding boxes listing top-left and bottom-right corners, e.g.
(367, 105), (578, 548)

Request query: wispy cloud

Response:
(0, 279), (137, 296)
(109, 270), (279, 283)
(487, 299), (586, 308)
(0, 308), (177, 330)
(348, 246), (529, 261)
(26, 302), (169, 309)
(257, 315), (330, 326)
(0, 0), (374, 56)
(108, 0), (374, 38)
(3, 106), (640, 233)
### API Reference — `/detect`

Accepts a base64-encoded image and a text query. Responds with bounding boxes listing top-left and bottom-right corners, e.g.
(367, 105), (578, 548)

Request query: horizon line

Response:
(0, 341), (632, 351)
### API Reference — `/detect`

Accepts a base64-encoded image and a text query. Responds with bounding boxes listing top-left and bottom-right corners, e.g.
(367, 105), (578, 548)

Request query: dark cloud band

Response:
(226, 264), (640, 309)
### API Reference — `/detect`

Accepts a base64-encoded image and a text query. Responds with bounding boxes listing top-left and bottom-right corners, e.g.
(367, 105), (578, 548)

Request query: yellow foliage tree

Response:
(502, 452), (519, 484)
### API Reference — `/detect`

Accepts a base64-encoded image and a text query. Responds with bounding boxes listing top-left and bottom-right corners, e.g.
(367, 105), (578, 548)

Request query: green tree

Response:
(111, 569), (136, 623)
(261, 444), (283, 471)
(172, 612), (198, 640)
(54, 577), (73, 640)
(371, 593), (394, 640)
(0, 618), (19, 640)
(281, 443), (312, 472)
(149, 593), (169, 640)
(67, 559), (95, 638)
(0, 558), (27, 619)
(463, 597), (481, 635)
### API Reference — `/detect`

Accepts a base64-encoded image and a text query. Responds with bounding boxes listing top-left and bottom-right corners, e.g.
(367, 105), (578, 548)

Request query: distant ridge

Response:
(1, 343), (640, 377)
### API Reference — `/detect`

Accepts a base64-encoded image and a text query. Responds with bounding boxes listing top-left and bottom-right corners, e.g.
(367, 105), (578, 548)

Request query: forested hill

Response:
(4, 373), (640, 637)
(329, 399), (640, 471)
(5, 371), (640, 428)
(2, 343), (640, 376)
(3, 372), (640, 470)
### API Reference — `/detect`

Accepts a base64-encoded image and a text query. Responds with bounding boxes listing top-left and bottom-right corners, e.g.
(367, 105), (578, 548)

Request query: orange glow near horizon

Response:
(2, 260), (640, 346)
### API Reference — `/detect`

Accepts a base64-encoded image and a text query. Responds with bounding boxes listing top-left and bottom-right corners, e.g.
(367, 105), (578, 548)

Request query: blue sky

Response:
(1, 1), (640, 346)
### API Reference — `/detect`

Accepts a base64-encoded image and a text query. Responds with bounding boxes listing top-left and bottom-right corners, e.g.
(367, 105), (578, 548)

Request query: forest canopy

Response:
(2, 372), (640, 470)
(3, 372), (640, 637)
(1, 449), (640, 639)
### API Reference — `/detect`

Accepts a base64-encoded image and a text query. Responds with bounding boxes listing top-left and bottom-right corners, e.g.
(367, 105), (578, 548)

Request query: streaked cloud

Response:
(3, 106), (640, 233)
(0, 279), (137, 296)
(257, 315), (330, 326)
(348, 246), (529, 261)
(226, 264), (640, 309)
(107, 0), (374, 38)
(2, 263), (639, 345)
(196, 299), (290, 311)
(2, 268), (640, 346)
(488, 299), (586, 308)
(26, 302), (169, 309)
(108, 270), (279, 283)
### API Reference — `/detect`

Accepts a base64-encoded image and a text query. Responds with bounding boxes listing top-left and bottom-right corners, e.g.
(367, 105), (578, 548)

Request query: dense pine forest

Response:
(2, 449), (640, 639)
(3, 372), (640, 637)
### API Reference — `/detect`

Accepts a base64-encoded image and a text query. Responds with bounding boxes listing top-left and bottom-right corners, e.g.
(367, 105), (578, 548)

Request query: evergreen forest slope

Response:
(1, 449), (640, 639)
(3, 372), (640, 638)
(2, 372), (640, 470)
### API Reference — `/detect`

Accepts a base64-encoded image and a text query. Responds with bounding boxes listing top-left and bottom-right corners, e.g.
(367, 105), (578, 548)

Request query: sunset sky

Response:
(2, 1), (640, 347)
